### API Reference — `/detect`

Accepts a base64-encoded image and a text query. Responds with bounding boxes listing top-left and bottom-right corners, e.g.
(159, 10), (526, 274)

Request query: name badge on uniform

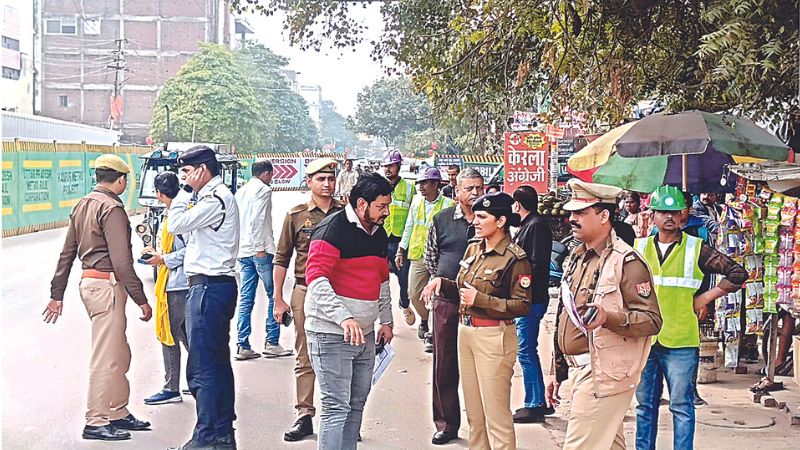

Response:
(459, 255), (475, 270)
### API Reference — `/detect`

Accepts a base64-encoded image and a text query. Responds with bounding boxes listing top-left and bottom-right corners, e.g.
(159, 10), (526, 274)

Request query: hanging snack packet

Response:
(781, 198), (798, 226)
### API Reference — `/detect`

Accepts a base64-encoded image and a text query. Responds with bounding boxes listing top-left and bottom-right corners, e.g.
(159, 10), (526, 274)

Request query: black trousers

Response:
(432, 299), (461, 434)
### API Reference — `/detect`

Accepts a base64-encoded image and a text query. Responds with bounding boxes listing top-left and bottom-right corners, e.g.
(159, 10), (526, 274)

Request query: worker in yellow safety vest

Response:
(382, 150), (418, 326)
(634, 185), (747, 450)
(395, 167), (455, 353)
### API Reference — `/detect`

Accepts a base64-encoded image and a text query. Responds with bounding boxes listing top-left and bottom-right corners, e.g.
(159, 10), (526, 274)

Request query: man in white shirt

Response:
(234, 160), (292, 361)
(166, 146), (240, 450)
(336, 159), (359, 200)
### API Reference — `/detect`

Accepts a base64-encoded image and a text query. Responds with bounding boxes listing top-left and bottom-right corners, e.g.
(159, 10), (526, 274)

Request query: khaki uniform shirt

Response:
(50, 187), (147, 305)
(440, 235), (532, 320)
(555, 234), (659, 356)
(274, 197), (344, 285)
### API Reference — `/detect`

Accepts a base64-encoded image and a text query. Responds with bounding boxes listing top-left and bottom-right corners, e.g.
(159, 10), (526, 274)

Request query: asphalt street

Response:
(3, 190), (799, 449)
(0, 191), (558, 450)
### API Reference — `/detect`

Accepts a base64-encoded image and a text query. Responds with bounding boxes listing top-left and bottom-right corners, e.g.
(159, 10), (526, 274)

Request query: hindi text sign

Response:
(503, 132), (549, 193)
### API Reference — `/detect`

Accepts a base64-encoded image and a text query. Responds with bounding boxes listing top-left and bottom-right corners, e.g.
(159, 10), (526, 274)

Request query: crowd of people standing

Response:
(44, 146), (751, 450)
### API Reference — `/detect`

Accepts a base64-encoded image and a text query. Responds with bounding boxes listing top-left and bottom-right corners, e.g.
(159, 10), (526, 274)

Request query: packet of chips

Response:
(781, 198), (798, 226)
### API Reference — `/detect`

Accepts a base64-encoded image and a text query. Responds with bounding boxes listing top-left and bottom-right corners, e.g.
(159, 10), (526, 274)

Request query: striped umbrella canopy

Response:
(567, 111), (790, 193)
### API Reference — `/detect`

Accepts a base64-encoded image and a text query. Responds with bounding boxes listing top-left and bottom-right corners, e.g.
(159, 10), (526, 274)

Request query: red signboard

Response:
(503, 132), (549, 194)
(545, 124), (565, 139)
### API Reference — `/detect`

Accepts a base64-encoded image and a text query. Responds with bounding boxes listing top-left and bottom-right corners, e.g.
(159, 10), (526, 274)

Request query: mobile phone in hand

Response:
(582, 306), (598, 325)
(281, 311), (293, 327)
(375, 338), (386, 355)
(137, 253), (154, 264)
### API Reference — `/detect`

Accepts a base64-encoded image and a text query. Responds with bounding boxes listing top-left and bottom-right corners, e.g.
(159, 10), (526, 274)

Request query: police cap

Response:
(306, 158), (338, 176)
(473, 192), (521, 227)
(562, 178), (622, 211)
(95, 154), (130, 174)
(177, 145), (217, 167)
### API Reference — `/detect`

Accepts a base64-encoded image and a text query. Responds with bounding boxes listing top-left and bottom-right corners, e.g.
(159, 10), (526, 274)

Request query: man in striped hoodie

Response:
(304, 172), (395, 450)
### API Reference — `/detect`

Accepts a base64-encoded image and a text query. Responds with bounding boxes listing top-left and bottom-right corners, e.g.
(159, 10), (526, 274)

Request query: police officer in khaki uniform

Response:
(272, 158), (344, 442)
(546, 179), (662, 450)
(45, 154), (153, 442)
(424, 192), (532, 450)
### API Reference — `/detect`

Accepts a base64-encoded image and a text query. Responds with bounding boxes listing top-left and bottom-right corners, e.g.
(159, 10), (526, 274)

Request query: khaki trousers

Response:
(459, 322), (518, 450)
(408, 259), (431, 322)
(78, 275), (131, 426)
(563, 364), (634, 450)
(291, 284), (315, 417)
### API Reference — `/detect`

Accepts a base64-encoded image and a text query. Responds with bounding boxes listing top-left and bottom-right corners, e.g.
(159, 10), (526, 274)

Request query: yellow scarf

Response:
(155, 216), (175, 346)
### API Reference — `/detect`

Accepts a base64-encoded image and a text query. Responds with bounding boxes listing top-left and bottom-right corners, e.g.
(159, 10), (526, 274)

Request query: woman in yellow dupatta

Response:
(142, 172), (191, 405)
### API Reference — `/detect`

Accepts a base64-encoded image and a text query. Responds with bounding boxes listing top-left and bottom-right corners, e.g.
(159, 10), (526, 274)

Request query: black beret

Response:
(472, 192), (521, 227)
(177, 145), (217, 167)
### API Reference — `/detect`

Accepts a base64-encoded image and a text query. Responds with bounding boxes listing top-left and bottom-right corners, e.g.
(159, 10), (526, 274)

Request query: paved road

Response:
(3, 191), (799, 449)
(0, 191), (558, 450)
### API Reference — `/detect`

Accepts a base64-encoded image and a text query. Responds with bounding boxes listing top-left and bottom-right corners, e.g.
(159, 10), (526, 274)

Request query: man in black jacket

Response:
(511, 185), (553, 423)
(424, 168), (484, 445)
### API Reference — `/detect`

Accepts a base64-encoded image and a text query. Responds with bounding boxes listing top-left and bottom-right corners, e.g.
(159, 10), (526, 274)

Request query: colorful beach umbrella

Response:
(567, 111), (790, 192)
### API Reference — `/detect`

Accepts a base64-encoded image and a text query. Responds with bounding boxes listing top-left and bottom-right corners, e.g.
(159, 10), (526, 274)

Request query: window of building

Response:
(59, 95), (69, 108)
(1, 36), (19, 51)
(83, 19), (101, 36)
(2, 67), (20, 80)
(44, 18), (78, 35)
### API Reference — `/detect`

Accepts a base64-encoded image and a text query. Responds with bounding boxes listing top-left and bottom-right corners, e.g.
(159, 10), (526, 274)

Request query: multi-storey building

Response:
(40, 0), (234, 143)
(1, 0), (40, 114)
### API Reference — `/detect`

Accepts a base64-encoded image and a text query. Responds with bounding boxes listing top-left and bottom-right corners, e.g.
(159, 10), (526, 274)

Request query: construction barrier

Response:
(2, 139), (150, 237)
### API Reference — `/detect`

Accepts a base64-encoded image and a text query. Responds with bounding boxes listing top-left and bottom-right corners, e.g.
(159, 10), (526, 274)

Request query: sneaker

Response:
(530, 404), (556, 416)
(418, 321), (429, 340)
(402, 307), (416, 326)
(694, 394), (708, 407)
(424, 333), (433, 353)
(234, 347), (261, 361)
(144, 390), (182, 405)
(263, 343), (293, 358)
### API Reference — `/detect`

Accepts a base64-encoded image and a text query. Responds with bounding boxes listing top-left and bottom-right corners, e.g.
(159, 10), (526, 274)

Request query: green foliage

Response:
(319, 100), (356, 149)
(151, 42), (319, 152)
(353, 78), (431, 147)
(231, 0), (799, 142)
(150, 43), (266, 151)
(234, 42), (319, 151)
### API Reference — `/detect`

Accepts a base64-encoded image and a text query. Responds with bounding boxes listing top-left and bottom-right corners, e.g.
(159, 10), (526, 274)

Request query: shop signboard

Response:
(503, 132), (549, 193)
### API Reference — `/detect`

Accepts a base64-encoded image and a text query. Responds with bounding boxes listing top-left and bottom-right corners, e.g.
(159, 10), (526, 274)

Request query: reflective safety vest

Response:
(635, 234), (704, 348)
(408, 195), (454, 260)
(384, 179), (415, 238)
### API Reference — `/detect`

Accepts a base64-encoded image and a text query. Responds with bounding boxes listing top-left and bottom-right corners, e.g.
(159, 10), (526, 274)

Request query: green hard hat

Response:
(649, 185), (686, 211)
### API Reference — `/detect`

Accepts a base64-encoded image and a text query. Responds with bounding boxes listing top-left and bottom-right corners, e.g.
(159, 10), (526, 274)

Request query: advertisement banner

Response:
(436, 155), (463, 169)
(2, 152), (18, 231)
(464, 162), (501, 183)
(503, 132), (549, 193)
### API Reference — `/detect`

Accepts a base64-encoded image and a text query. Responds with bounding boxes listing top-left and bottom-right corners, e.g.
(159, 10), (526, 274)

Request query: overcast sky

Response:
(243, 5), (390, 117)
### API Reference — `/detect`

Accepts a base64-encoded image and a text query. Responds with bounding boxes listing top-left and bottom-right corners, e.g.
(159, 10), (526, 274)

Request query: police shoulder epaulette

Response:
(623, 251), (642, 264)
(289, 203), (309, 214)
(507, 242), (527, 259)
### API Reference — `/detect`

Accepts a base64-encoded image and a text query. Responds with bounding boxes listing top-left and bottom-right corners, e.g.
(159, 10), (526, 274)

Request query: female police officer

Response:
(423, 192), (532, 450)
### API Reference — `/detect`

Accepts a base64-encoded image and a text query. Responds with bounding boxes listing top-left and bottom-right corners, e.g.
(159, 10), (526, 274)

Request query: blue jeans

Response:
(186, 277), (238, 445)
(307, 331), (375, 450)
(387, 241), (410, 308)
(635, 346), (699, 450)
(237, 254), (279, 348)
(516, 302), (547, 408)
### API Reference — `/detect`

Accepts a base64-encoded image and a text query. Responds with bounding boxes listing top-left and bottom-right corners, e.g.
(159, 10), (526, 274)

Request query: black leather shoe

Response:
(216, 434), (237, 449)
(513, 407), (545, 423)
(284, 415), (313, 442)
(530, 404), (556, 416)
(432, 431), (457, 445)
(82, 424), (131, 441)
(167, 440), (216, 450)
(110, 413), (151, 430)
